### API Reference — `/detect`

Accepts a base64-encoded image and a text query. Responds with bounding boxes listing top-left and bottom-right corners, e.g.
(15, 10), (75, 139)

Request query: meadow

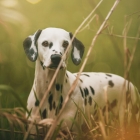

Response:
(0, 0), (140, 139)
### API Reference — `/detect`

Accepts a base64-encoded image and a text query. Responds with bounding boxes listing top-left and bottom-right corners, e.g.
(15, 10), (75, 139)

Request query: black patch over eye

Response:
(62, 41), (69, 48)
(42, 41), (49, 47)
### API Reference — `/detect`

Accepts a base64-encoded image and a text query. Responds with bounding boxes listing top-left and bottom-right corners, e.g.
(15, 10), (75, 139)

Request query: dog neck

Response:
(33, 59), (69, 117)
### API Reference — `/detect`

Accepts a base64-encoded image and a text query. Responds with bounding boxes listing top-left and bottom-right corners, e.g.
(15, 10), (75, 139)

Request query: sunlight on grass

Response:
(26, 0), (42, 4)
(0, 0), (18, 7)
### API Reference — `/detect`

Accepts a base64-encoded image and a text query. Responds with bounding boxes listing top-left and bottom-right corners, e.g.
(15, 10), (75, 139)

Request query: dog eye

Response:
(62, 41), (69, 48)
(42, 41), (49, 47)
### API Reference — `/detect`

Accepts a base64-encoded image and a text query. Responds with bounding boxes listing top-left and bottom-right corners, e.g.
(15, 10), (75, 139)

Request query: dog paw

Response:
(39, 118), (54, 126)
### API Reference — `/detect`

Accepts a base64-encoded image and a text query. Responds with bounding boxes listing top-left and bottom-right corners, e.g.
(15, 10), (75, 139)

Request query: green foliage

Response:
(0, 0), (140, 94)
(0, 85), (29, 113)
(0, 85), (29, 140)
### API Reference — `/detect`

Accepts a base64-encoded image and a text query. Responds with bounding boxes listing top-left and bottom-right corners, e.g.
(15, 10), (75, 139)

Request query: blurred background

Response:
(0, 0), (140, 107)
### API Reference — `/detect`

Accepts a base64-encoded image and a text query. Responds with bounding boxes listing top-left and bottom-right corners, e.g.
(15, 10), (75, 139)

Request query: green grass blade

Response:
(0, 85), (29, 114)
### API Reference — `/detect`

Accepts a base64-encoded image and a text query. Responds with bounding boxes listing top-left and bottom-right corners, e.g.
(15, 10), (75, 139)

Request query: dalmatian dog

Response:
(23, 27), (140, 134)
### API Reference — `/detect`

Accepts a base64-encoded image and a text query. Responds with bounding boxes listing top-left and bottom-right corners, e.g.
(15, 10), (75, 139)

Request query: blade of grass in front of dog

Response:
(72, 100), (91, 129)
(26, 108), (32, 119)
(2, 112), (15, 140)
(35, 122), (40, 139)
(71, 101), (96, 139)
(65, 122), (74, 140)
(123, 19), (132, 80)
(51, 120), (63, 140)
(103, 86), (109, 126)
(0, 110), (27, 137)
(98, 109), (107, 140)
(0, 85), (29, 114)
(69, 108), (79, 131)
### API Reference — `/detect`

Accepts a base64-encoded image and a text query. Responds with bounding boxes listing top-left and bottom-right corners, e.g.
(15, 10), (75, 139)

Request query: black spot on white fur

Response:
(106, 74), (112, 77)
(42, 109), (47, 119)
(40, 61), (43, 67)
(108, 80), (114, 87)
(88, 96), (92, 105)
(81, 74), (90, 77)
(49, 42), (53, 49)
(35, 100), (40, 106)
(60, 95), (63, 104)
(56, 84), (60, 91)
(79, 87), (84, 98)
(48, 94), (53, 111)
(89, 86), (95, 95)
(55, 96), (63, 116)
(40, 61), (45, 70)
(79, 78), (83, 83)
(66, 73), (69, 78)
(84, 88), (89, 97)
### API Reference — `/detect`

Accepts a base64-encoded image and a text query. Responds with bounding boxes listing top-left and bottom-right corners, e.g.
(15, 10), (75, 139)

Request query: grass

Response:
(0, 96), (140, 140)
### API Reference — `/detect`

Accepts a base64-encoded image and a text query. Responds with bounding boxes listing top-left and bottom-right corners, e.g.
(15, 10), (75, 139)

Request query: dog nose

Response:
(51, 54), (61, 65)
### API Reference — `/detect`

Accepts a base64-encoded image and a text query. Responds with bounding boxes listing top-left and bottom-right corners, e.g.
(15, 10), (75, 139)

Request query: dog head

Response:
(23, 27), (84, 69)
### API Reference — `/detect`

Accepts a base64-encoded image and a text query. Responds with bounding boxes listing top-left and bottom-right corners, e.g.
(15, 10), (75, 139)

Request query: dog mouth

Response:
(48, 64), (64, 70)
(49, 64), (58, 69)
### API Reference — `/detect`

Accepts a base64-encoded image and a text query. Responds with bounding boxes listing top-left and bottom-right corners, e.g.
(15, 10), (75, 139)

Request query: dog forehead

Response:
(40, 28), (70, 40)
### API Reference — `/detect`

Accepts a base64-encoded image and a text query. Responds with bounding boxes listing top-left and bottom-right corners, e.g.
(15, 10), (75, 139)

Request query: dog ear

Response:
(69, 33), (85, 65)
(23, 29), (42, 62)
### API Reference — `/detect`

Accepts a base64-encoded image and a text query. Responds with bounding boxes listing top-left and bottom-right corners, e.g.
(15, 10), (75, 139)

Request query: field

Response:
(0, 0), (140, 139)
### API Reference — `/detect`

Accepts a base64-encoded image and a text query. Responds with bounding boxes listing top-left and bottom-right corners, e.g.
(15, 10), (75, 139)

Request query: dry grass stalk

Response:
(79, 14), (98, 32)
(103, 85), (109, 128)
(64, 122), (74, 140)
(98, 121), (107, 140)
(44, 0), (121, 140)
(124, 25), (140, 78)
(98, 108), (108, 140)
(90, 25), (140, 40)
(0, 109), (54, 137)
(0, 128), (45, 137)
(117, 17), (140, 138)
(119, 21), (130, 132)
(101, 30), (140, 40)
